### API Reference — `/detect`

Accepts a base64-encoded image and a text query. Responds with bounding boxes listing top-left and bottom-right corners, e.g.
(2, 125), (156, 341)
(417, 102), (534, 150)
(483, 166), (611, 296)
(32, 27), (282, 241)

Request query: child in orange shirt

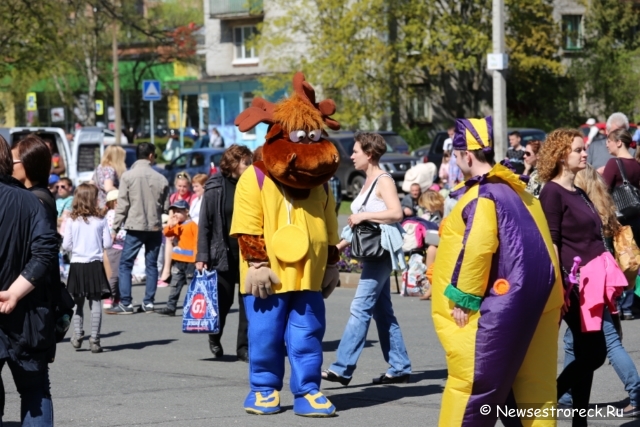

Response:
(156, 200), (198, 316)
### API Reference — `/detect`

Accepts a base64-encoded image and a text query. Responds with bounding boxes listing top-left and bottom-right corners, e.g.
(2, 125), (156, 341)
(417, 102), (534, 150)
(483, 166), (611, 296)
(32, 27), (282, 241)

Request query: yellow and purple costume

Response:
(432, 117), (563, 426)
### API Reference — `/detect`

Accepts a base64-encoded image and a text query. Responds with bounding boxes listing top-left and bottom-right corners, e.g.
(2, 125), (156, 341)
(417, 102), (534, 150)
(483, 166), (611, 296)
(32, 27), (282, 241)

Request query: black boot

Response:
(209, 336), (223, 358)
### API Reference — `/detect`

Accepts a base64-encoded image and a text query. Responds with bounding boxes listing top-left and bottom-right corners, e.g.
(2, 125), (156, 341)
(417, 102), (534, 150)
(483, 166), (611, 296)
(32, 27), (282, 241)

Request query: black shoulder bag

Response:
(611, 158), (640, 219)
(350, 175), (388, 261)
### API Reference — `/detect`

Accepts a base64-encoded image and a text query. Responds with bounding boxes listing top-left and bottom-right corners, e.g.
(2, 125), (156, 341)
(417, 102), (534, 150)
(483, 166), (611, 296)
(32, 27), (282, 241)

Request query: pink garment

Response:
(402, 219), (427, 249)
(579, 251), (626, 332)
(169, 191), (197, 206)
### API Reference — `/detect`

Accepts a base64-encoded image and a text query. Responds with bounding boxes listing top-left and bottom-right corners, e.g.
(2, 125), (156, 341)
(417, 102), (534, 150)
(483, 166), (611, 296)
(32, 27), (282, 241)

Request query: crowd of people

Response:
(2, 109), (640, 425)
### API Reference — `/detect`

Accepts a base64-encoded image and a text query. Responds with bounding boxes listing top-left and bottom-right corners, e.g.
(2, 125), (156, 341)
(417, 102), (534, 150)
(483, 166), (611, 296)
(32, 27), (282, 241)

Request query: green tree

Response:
(569, 0), (640, 121)
(256, 0), (562, 131)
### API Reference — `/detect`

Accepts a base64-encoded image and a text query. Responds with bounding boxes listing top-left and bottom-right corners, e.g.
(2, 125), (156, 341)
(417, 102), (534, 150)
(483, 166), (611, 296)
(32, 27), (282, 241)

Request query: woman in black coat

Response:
(195, 145), (252, 361)
(0, 135), (59, 425)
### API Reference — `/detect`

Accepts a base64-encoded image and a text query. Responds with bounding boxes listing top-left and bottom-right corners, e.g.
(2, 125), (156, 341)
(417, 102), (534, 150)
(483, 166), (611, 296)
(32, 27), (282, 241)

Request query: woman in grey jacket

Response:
(196, 145), (252, 361)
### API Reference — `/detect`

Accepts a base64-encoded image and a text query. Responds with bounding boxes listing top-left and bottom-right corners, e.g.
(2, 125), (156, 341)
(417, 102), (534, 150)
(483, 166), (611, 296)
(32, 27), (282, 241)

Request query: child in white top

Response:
(104, 189), (127, 308)
(62, 184), (112, 353)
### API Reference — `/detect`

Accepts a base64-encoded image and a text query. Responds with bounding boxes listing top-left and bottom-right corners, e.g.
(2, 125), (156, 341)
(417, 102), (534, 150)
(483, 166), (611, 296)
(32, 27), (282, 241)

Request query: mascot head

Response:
(234, 72), (340, 189)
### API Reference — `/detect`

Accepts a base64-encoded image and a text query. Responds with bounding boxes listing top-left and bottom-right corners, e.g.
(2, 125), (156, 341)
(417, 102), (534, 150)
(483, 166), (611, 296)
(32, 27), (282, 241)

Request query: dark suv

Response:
(328, 132), (418, 197)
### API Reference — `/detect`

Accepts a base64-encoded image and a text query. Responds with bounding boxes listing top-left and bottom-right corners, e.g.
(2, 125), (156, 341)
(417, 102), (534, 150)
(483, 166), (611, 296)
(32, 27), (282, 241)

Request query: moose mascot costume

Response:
(230, 72), (341, 417)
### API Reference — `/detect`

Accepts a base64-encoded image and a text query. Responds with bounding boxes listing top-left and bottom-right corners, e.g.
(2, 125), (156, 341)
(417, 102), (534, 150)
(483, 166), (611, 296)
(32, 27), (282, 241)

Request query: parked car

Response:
(103, 129), (129, 145)
(414, 127), (547, 170)
(0, 126), (75, 183)
(328, 130), (410, 154)
(164, 148), (225, 185)
(327, 133), (418, 197)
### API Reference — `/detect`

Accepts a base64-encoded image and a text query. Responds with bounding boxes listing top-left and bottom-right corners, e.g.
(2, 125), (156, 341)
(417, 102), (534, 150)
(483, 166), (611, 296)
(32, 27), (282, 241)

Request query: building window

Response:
(562, 15), (583, 51)
(242, 92), (256, 138)
(234, 26), (258, 62)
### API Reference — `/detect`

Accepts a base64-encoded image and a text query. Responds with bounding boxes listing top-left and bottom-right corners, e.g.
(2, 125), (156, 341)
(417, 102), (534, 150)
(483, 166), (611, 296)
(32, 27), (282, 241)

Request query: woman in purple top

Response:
(602, 128), (640, 319)
(539, 128), (608, 427)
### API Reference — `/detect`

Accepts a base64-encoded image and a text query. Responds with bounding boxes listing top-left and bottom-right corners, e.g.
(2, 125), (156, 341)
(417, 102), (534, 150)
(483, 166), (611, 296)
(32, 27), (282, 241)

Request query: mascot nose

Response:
(288, 153), (297, 167)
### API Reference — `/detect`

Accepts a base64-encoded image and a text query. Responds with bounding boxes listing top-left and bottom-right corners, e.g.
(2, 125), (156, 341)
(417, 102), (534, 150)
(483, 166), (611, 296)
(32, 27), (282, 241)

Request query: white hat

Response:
(402, 162), (437, 193)
(106, 189), (119, 203)
(586, 118), (596, 126)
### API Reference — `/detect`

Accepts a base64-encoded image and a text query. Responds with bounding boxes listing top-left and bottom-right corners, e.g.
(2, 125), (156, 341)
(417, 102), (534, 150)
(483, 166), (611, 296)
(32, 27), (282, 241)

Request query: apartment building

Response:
(181, 0), (589, 140)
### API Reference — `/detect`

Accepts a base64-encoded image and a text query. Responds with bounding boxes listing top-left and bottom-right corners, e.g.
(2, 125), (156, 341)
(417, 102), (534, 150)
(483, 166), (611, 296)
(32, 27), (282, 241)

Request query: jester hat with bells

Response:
(234, 72), (340, 192)
(452, 116), (493, 153)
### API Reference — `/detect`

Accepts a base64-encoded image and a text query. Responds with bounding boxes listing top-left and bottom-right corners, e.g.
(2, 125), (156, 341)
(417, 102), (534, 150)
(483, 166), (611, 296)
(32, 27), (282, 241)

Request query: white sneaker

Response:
(140, 303), (154, 313)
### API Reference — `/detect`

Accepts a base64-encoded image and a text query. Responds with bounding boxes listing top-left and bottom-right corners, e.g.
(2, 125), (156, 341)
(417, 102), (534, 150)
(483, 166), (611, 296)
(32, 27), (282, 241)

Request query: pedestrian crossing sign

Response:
(142, 80), (162, 101)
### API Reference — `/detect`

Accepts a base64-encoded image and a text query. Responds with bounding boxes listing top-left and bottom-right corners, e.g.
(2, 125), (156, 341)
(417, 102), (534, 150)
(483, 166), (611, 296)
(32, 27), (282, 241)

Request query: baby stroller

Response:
(399, 217), (440, 297)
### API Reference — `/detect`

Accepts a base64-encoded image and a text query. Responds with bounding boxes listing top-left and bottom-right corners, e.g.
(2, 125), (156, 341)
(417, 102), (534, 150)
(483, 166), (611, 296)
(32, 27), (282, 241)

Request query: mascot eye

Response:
(308, 129), (322, 142)
(289, 130), (307, 142)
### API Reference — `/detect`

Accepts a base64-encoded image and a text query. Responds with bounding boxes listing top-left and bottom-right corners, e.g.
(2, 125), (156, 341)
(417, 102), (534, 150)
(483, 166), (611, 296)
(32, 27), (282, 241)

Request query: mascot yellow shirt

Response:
(230, 165), (339, 294)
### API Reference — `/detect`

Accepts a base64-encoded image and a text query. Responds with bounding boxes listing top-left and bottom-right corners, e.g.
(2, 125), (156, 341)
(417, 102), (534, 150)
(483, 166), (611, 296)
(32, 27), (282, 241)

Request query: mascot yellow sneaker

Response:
(244, 390), (281, 415)
(293, 390), (336, 417)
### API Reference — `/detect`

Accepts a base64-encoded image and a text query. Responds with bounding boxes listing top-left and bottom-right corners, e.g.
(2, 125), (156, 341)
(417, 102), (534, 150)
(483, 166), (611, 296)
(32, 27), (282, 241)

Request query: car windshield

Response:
(383, 134), (408, 149)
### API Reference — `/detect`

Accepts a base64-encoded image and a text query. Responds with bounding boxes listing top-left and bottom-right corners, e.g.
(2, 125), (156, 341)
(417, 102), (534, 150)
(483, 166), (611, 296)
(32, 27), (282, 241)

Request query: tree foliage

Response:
(256, 0), (563, 130)
(569, 0), (640, 121)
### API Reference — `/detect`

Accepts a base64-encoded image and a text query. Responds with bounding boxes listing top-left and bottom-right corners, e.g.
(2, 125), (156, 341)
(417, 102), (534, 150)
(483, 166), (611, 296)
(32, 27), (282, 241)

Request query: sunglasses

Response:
(176, 173), (189, 179)
(524, 152), (534, 157)
(55, 185), (68, 190)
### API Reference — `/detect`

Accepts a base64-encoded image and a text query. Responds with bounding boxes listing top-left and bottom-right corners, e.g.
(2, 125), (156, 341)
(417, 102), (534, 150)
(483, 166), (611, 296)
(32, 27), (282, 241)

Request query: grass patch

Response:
(339, 200), (352, 216)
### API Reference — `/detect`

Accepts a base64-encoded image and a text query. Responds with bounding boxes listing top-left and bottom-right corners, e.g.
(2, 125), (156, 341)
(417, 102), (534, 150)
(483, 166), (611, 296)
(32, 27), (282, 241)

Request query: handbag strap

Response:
(359, 173), (391, 212)
(615, 158), (631, 185)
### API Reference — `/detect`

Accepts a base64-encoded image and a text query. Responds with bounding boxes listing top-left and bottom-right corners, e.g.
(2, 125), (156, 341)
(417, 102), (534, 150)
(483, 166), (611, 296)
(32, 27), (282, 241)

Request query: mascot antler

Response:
(234, 72), (340, 133)
(235, 97), (275, 133)
(291, 73), (340, 131)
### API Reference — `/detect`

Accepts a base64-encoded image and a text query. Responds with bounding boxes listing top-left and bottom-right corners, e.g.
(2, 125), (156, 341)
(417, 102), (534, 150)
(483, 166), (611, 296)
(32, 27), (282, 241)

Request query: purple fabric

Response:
(461, 182), (556, 424)
(453, 117), (492, 151)
(539, 181), (605, 273)
(254, 166), (266, 190)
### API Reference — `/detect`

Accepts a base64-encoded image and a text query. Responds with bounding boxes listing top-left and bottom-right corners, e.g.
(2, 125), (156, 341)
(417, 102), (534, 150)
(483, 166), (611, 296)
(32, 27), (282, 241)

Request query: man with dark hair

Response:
(108, 142), (170, 314)
(506, 131), (525, 174)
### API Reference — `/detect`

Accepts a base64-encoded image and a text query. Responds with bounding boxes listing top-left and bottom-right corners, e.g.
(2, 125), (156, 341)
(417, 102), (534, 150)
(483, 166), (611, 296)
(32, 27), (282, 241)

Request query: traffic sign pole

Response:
(150, 101), (155, 145)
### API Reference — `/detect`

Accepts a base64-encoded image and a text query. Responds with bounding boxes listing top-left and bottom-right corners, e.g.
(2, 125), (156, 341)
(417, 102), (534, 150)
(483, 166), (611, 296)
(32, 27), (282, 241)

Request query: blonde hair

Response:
(419, 190), (444, 215)
(575, 164), (620, 237)
(174, 171), (192, 187)
(101, 145), (127, 178)
(537, 128), (583, 182)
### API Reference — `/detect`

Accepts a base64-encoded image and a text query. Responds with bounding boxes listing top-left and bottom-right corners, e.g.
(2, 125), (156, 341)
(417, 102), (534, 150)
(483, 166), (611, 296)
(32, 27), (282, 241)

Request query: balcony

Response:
(210, 0), (263, 19)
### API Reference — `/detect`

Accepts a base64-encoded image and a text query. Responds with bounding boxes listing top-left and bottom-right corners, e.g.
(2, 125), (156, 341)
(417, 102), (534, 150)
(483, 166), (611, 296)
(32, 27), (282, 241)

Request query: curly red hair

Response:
(537, 129), (583, 182)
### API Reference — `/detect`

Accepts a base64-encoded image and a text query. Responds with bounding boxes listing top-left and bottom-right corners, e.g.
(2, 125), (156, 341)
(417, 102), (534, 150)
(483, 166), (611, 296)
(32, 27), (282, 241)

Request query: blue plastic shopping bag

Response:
(182, 269), (219, 334)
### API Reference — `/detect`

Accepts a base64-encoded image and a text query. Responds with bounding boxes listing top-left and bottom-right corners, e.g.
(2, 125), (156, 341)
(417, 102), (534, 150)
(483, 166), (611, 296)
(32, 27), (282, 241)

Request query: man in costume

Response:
(431, 117), (563, 426)
(230, 72), (341, 417)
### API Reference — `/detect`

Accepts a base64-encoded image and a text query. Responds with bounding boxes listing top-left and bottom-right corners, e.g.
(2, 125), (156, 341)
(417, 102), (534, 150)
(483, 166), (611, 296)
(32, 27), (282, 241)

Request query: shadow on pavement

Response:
(199, 355), (244, 363)
(329, 383), (443, 411)
(105, 339), (177, 352)
(322, 339), (377, 352)
(1, 422), (20, 426)
(411, 369), (448, 382)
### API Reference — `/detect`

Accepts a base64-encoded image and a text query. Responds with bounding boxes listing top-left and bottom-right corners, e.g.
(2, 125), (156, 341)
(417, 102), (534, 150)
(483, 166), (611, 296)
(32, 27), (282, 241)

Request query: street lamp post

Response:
(112, 17), (122, 144)
(490, 0), (508, 161)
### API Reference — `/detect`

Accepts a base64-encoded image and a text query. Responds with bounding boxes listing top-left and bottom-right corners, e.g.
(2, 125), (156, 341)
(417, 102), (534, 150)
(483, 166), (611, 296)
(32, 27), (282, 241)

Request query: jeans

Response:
(0, 361), (53, 426)
(118, 230), (162, 306)
(329, 257), (411, 379)
(560, 308), (640, 407)
(165, 261), (195, 311)
(618, 290), (635, 317)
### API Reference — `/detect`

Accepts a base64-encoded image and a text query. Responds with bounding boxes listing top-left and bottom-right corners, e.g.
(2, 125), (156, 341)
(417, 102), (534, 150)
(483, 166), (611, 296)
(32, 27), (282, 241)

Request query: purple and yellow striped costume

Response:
(432, 118), (563, 427)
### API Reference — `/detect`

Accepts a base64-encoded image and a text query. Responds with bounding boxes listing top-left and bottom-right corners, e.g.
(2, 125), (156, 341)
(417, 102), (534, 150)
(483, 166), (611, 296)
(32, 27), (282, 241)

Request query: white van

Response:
(0, 127), (75, 184)
(70, 127), (133, 186)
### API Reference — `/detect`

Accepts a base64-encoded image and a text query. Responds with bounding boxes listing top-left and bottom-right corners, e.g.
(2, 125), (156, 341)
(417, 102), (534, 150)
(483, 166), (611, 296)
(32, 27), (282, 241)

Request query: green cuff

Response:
(444, 284), (482, 311)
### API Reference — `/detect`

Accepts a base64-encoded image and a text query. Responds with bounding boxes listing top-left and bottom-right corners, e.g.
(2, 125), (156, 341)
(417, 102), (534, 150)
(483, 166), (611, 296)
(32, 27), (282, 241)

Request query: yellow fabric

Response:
(464, 118), (492, 150)
(455, 195), (498, 298)
(230, 165), (339, 294)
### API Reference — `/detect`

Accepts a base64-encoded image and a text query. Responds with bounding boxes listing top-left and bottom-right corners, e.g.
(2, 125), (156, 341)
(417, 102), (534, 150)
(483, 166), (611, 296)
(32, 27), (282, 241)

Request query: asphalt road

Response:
(3, 280), (640, 426)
